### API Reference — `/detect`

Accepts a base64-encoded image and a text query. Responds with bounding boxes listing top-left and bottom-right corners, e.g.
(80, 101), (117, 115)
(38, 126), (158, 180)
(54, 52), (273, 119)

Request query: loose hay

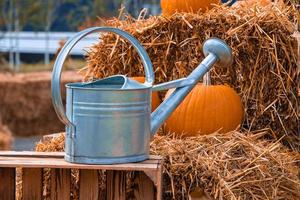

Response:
(31, 2), (300, 199)
(151, 130), (300, 199)
(0, 119), (13, 150)
(0, 128), (12, 150)
(0, 71), (82, 136)
(34, 130), (300, 200)
(83, 3), (300, 149)
(34, 133), (79, 200)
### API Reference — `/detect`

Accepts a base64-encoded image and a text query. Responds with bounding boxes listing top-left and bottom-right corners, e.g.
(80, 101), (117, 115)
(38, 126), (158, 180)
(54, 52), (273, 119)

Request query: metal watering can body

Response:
(52, 27), (233, 164)
(65, 76), (152, 164)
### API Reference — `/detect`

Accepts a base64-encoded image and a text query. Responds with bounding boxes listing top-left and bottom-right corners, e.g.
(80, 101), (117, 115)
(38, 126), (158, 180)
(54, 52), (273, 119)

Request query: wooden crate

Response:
(0, 151), (163, 200)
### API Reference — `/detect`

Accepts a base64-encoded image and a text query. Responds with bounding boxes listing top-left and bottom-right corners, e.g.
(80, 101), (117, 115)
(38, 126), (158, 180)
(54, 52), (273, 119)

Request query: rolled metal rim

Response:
(66, 75), (152, 91)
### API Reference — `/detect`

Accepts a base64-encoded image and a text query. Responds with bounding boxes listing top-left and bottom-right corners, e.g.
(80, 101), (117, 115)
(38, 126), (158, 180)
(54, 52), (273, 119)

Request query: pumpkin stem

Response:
(203, 71), (211, 86)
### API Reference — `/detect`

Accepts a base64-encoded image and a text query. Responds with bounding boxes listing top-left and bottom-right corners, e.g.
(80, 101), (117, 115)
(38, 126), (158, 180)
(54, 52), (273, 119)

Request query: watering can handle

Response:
(52, 27), (155, 129)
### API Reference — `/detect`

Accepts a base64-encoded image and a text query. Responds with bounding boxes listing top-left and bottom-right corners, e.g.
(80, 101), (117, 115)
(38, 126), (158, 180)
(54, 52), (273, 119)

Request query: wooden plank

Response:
(0, 168), (15, 200)
(0, 156), (159, 171)
(0, 151), (161, 160)
(0, 151), (64, 158)
(22, 168), (43, 200)
(106, 171), (126, 200)
(0, 156), (158, 165)
(133, 171), (155, 200)
(79, 169), (99, 200)
(156, 164), (163, 200)
(144, 170), (157, 184)
(51, 169), (71, 200)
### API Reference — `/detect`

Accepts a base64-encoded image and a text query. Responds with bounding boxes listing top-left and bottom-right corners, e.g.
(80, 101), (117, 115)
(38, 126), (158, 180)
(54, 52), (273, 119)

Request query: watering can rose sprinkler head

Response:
(202, 38), (233, 67)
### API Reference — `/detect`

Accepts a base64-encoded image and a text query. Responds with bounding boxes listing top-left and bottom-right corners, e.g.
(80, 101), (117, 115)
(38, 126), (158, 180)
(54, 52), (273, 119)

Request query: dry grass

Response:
(0, 119), (13, 150)
(31, 2), (300, 200)
(34, 130), (300, 200)
(35, 133), (80, 200)
(82, 2), (300, 149)
(151, 130), (300, 199)
(0, 129), (12, 150)
(36, 133), (65, 152)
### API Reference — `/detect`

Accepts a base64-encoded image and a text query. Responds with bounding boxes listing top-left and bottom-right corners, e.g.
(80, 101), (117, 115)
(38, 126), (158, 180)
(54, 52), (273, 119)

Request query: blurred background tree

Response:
(0, 0), (160, 32)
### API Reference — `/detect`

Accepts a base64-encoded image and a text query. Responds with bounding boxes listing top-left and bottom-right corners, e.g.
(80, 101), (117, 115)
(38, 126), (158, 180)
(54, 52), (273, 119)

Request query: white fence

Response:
(0, 31), (99, 55)
(0, 31), (99, 71)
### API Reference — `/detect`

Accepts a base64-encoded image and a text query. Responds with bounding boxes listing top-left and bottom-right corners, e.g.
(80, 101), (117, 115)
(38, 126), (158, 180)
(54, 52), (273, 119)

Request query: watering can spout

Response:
(51, 26), (233, 164)
(150, 38), (233, 135)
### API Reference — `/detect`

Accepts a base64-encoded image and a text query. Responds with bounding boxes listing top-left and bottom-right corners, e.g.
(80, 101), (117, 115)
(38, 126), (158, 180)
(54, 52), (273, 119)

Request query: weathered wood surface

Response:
(156, 164), (163, 200)
(79, 169), (99, 200)
(106, 170), (127, 200)
(0, 151), (163, 200)
(0, 151), (64, 158)
(51, 168), (71, 200)
(0, 168), (15, 200)
(22, 168), (43, 200)
(0, 151), (161, 171)
(134, 171), (155, 200)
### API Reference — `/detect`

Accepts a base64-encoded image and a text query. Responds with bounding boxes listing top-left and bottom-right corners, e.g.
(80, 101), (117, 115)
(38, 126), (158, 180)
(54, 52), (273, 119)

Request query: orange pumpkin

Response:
(161, 0), (220, 16)
(131, 77), (161, 111)
(165, 73), (244, 136)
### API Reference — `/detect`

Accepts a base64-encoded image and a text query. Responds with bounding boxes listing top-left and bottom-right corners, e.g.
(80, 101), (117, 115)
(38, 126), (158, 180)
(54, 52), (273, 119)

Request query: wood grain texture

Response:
(134, 171), (155, 200)
(51, 168), (71, 200)
(0, 152), (163, 200)
(156, 164), (163, 200)
(106, 170), (126, 200)
(0, 168), (15, 200)
(0, 151), (64, 158)
(0, 152), (160, 171)
(22, 168), (43, 200)
(79, 169), (99, 200)
(0, 151), (161, 160)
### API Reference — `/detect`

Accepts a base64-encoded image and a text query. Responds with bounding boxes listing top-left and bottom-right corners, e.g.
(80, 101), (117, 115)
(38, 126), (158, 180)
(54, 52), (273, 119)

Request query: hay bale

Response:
(32, 2), (300, 199)
(36, 133), (65, 152)
(0, 71), (82, 136)
(83, 3), (300, 148)
(151, 131), (300, 199)
(0, 121), (13, 150)
(35, 133), (79, 200)
(34, 131), (300, 200)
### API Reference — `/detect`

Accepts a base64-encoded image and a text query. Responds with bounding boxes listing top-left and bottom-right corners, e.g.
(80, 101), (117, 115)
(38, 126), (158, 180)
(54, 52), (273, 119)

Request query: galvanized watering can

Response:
(52, 27), (233, 164)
